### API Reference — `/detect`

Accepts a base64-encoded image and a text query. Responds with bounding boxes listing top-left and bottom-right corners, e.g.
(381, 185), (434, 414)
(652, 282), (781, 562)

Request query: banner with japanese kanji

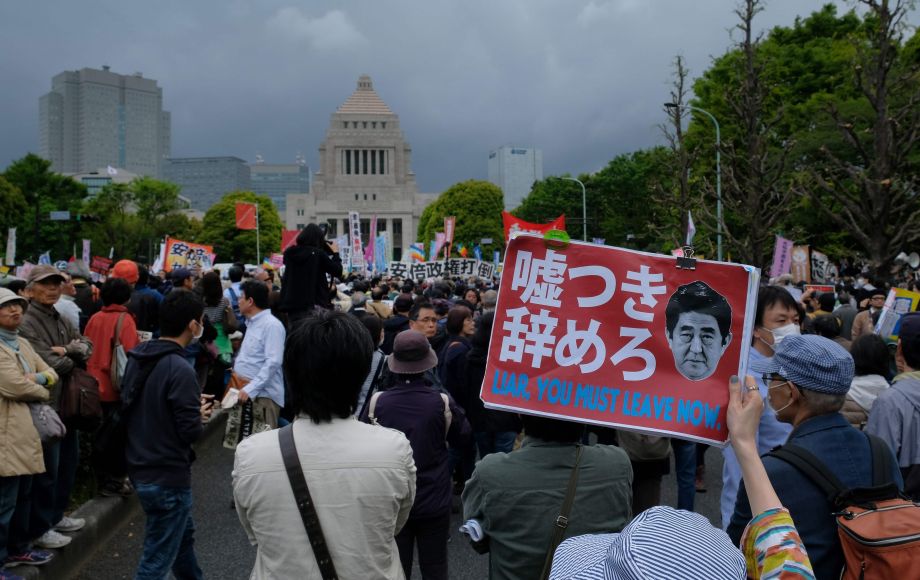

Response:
(163, 237), (214, 272)
(481, 234), (760, 445)
(388, 259), (496, 281)
(502, 211), (566, 242)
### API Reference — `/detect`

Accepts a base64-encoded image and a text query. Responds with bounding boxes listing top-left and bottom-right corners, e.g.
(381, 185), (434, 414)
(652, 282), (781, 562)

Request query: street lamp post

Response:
(664, 103), (722, 261)
(563, 177), (587, 242)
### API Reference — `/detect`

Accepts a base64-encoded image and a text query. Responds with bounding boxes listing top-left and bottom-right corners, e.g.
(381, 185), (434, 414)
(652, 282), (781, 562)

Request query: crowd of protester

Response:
(3, 230), (920, 579)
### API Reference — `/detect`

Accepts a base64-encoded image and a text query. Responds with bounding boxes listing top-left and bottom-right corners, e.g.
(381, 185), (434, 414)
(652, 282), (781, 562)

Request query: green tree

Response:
(417, 180), (504, 256)
(199, 191), (282, 263)
(80, 182), (139, 260)
(0, 176), (28, 254)
(3, 153), (87, 260)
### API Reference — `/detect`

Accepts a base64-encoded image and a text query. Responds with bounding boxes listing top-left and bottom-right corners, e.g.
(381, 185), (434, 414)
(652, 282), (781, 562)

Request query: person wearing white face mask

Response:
(720, 286), (798, 529)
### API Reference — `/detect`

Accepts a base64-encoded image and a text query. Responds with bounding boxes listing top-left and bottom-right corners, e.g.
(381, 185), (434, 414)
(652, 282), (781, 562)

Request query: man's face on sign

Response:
(667, 311), (731, 381)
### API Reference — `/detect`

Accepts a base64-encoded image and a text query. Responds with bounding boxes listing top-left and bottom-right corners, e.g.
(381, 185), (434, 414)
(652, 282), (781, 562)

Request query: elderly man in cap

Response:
(867, 312), (920, 500)
(364, 330), (470, 580)
(18, 265), (93, 550)
(170, 267), (195, 292)
(726, 334), (903, 578)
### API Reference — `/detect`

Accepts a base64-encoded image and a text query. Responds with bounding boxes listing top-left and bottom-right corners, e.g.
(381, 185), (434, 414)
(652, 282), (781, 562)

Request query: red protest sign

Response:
(502, 211), (566, 242)
(482, 235), (759, 445)
(90, 256), (112, 275)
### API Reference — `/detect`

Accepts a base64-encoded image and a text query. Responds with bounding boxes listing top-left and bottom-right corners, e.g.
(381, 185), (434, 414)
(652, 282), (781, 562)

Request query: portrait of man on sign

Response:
(665, 280), (733, 381)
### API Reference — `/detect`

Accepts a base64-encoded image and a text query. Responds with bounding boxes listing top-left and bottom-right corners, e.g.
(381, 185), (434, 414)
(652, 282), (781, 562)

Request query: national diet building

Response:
(286, 75), (436, 261)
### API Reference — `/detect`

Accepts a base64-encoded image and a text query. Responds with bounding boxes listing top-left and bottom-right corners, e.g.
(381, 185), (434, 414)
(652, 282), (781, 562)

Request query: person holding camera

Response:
(278, 223), (343, 327)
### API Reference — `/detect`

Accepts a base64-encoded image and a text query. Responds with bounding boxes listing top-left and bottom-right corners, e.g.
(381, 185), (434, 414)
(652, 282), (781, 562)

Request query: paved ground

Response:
(76, 431), (724, 579)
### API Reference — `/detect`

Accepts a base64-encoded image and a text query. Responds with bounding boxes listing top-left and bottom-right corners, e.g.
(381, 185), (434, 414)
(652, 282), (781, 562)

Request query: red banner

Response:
(90, 256), (112, 275)
(502, 211), (566, 242)
(235, 203), (257, 230)
(281, 229), (299, 252)
(481, 235), (759, 445)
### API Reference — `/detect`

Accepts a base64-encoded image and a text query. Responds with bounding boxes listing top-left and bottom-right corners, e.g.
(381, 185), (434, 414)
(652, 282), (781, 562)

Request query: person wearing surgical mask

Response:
(720, 286), (798, 529)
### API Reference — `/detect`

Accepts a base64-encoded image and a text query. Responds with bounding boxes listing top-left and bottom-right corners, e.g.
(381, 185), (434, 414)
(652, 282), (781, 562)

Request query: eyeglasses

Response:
(413, 317), (438, 324)
(762, 374), (792, 391)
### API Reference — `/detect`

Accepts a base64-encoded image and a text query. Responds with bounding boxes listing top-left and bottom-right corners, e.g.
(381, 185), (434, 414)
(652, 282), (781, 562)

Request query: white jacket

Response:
(233, 417), (416, 579)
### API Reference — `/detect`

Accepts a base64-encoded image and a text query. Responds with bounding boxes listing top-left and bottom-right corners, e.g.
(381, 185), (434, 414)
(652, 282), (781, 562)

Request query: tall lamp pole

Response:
(665, 103), (722, 261)
(563, 177), (587, 242)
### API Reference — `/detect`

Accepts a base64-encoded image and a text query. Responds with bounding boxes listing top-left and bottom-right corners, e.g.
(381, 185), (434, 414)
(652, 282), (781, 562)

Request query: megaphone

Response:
(895, 251), (910, 265)
(910, 252), (920, 269)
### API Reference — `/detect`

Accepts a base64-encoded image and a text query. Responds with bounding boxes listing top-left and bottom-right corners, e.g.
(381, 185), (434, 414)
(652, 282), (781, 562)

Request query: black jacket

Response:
(381, 314), (410, 355)
(122, 339), (203, 487)
(278, 244), (343, 313)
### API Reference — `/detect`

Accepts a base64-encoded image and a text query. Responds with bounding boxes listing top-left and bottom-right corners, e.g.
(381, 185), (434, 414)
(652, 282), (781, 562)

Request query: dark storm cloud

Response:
(0, 1), (893, 193)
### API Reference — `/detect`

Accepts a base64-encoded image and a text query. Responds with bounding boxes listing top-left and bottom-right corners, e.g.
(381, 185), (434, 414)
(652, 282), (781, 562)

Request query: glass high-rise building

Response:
(249, 160), (311, 213)
(488, 146), (543, 210)
(163, 157), (251, 211)
(39, 66), (171, 178)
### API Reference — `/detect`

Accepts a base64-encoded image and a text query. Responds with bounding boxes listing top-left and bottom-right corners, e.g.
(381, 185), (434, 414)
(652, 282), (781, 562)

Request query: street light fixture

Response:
(665, 102), (722, 261)
(562, 177), (587, 242)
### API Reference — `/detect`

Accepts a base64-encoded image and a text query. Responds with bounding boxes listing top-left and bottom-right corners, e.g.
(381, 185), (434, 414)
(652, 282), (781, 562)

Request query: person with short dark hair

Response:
(812, 314), (850, 350)
(462, 414), (632, 580)
(867, 312), (920, 499)
(231, 280), (286, 429)
(664, 281), (733, 381)
(84, 277), (141, 496)
(364, 330), (470, 580)
(233, 310), (416, 578)
(852, 288), (887, 338)
(365, 286), (393, 320)
(122, 289), (213, 579)
(381, 293), (413, 354)
(278, 223), (343, 326)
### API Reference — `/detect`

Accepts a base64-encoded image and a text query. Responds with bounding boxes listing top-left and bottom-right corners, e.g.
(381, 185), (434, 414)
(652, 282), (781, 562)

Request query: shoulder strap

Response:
(540, 444), (583, 580)
(278, 424), (339, 580)
(368, 391), (383, 424)
(113, 312), (127, 348)
(440, 393), (452, 437)
(767, 444), (847, 503)
(228, 287), (239, 306)
(358, 355), (387, 420)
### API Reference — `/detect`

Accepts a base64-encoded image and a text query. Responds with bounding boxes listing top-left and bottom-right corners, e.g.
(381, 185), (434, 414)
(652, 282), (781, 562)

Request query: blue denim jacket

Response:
(727, 412), (903, 579)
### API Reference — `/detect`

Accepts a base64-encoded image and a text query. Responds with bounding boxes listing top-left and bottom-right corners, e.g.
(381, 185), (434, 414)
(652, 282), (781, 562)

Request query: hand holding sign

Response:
(726, 375), (763, 449)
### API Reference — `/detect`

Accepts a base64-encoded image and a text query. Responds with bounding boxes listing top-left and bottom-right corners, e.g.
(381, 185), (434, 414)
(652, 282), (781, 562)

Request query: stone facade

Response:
(286, 75), (435, 261)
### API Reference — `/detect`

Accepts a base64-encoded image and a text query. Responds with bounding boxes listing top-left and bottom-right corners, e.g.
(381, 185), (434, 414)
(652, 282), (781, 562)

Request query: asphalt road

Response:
(76, 428), (724, 579)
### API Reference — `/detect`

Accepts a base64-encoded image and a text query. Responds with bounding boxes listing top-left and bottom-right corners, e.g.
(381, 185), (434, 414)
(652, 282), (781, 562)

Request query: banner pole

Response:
(256, 203), (261, 264)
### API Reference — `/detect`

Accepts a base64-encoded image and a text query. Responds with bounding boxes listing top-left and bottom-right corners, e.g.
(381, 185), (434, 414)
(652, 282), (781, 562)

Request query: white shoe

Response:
(34, 529), (72, 549)
(53, 516), (85, 533)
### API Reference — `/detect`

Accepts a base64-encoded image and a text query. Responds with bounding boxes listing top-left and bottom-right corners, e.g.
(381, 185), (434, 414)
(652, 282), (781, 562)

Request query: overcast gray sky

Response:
(1, 0), (910, 193)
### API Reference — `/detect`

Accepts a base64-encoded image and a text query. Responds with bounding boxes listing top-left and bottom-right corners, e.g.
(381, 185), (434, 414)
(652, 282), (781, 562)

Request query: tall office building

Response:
(249, 157), (310, 213)
(287, 75), (436, 260)
(39, 66), (171, 177)
(163, 157), (250, 211)
(488, 146), (543, 210)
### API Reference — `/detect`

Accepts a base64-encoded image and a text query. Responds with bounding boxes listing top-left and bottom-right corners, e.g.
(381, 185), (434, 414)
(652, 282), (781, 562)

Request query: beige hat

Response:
(0, 287), (28, 308)
(27, 264), (65, 285)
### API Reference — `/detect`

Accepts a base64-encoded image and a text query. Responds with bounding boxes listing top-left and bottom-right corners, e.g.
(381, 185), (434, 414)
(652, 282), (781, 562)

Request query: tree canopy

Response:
(417, 180), (504, 255)
(200, 191), (282, 263)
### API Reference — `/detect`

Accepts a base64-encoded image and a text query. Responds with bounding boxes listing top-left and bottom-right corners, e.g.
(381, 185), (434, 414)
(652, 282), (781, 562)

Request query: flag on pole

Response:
(456, 242), (469, 258)
(364, 216), (377, 268)
(281, 229), (299, 252)
(686, 210), (696, 246)
(235, 203), (258, 230)
(106, 165), (118, 176)
(38, 252), (51, 265)
(5, 228), (15, 266)
(408, 243), (425, 263)
(444, 216), (456, 258)
(473, 244), (482, 261)
(429, 240), (438, 262)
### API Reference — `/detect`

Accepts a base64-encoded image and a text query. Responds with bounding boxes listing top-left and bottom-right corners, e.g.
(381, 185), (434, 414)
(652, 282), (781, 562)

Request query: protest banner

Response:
(502, 211), (566, 242)
(790, 245), (811, 284)
(90, 256), (113, 275)
(875, 288), (920, 340)
(5, 228), (15, 266)
(268, 253), (284, 269)
(805, 284), (835, 295)
(769, 235), (794, 278)
(163, 237), (214, 272)
(480, 234), (760, 445)
(389, 259), (496, 281)
(348, 211), (364, 272)
(810, 249), (830, 283)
